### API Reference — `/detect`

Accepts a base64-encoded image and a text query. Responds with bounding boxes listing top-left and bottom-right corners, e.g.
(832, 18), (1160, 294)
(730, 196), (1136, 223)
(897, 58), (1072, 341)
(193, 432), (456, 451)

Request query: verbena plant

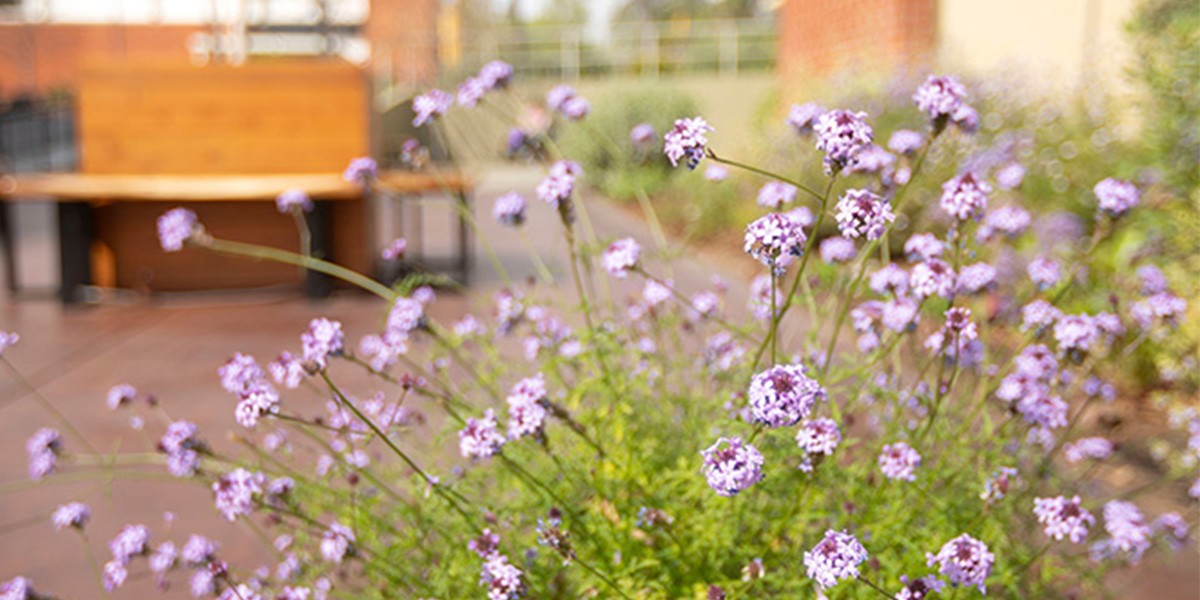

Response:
(3, 65), (1196, 600)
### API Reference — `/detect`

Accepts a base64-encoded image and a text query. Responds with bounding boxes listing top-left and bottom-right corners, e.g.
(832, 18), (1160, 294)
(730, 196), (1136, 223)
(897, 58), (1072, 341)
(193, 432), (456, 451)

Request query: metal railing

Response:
(457, 18), (777, 80)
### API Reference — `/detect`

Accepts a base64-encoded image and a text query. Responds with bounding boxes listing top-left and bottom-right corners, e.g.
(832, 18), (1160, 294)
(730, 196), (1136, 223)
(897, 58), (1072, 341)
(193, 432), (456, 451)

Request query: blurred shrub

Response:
(556, 85), (698, 198)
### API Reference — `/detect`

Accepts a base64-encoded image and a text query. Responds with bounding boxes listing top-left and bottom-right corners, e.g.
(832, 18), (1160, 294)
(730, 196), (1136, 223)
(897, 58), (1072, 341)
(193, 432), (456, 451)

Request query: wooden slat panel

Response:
(77, 61), (369, 175)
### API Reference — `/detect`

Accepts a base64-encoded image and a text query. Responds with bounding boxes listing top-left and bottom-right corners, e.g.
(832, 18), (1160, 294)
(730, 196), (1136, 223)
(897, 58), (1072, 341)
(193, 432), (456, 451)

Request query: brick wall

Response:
(365, 0), (438, 87)
(0, 23), (203, 99)
(777, 0), (937, 80)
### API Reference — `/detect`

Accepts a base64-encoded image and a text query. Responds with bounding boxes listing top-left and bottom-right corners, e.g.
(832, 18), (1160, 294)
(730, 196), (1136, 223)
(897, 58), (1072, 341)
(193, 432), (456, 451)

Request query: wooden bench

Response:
(0, 170), (473, 302)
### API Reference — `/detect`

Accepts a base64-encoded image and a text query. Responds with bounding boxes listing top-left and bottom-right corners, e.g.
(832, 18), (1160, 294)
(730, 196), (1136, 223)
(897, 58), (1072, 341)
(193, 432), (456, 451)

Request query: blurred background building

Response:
(0, 0), (1146, 296)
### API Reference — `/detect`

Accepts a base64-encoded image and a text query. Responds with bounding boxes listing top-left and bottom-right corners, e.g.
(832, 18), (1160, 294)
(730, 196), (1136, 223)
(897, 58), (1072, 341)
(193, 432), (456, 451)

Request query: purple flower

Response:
(219, 353), (266, 393)
(26, 427), (61, 481)
(413, 89), (452, 126)
(492, 192), (527, 227)
(275, 188), (313, 213)
(1053, 314), (1099, 356)
(819, 236), (857, 263)
(545, 85), (577, 112)
(787, 102), (825, 135)
(939, 172), (990, 221)
(704, 331), (746, 373)
(0, 577), (33, 600)
(109, 523), (150, 564)
(704, 163), (729, 181)
(786, 205), (815, 228)
(301, 318), (344, 368)
(913, 75), (969, 120)
(980, 205), (1031, 240)
(927, 534), (994, 593)
(1130, 292), (1187, 329)
(895, 575), (945, 600)
(882, 297), (920, 332)
(479, 60), (513, 89)
(457, 76), (487, 108)
(1094, 178), (1139, 218)
(460, 409), (505, 459)
(744, 213), (807, 272)
(481, 554), (526, 600)
(756, 181), (798, 209)
(1092, 500), (1151, 563)
(1034, 495), (1094, 543)
(560, 96), (590, 120)
(904, 233), (944, 262)
(663, 117), (713, 169)
(1027, 257), (1061, 289)
(835, 189), (894, 240)
(748, 364), (826, 427)
(796, 418), (841, 472)
(870, 264), (910, 296)
(149, 541), (177, 577)
(748, 274), (783, 321)
(505, 128), (529, 157)
(506, 374), (548, 439)
(469, 528), (501, 558)
(981, 466), (1020, 502)
(814, 109), (873, 173)
(957, 263), (996, 294)
(380, 237), (407, 261)
(1153, 513), (1190, 550)
(846, 143), (895, 175)
(102, 561), (127, 591)
(157, 208), (199, 252)
(701, 437), (764, 496)
(106, 384), (137, 410)
(160, 420), (202, 477)
(181, 534), (216, 565)
(212, 468), (265, 521)
(630, 123), (656, 146)
(803, 529), (868, 590)
(536, 169), (575, 208)
(952, 104), (979, 133)
(1021, 300), (1062, 332)
(602, 238), (641, 278)
(879, 442), (921, 481)
(996, 163), (1026, 190)
(1136, 264), (1168, 295)
(52, 502), (91, 530)
(0, 331), (18, 354)
(320, 522), (355, 563)
(1018, 394), (1068, 430)
(911, 259), (956, 299)
(343, 156), (378, 184)
(268, 352), (304, 389)
(888, 129), (924, 155)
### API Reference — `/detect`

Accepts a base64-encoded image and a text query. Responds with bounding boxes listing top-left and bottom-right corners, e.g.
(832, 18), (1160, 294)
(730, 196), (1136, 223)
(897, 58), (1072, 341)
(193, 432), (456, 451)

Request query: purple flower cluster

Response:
(926, 534), (994, 593)
(546, 85), (589, 120)
(1091, 500), (1151, 564)
(835, 189), (894, 240)
(275, 188), (312, 214)
(1093, 178), (1139, 218)
(51, 502), (91, 531)
(1064, 437), (1114, 463)
(301, 317), (344, 368)
(979, 204), (1031, 241)
(0, 330), (18, 354)
(701, 437), (764, 496)
(460, 409), (505, 460)
(820, 236), (857, 264)
(787, 102), (825, 135)
(888, 129), (924, 154)
(506, 374), (548, 439)
(879, 441), (921, 481)
(157, 208), (199, 252)
(1034, 495), (1094, 543)
(911, 259), (956, 299)
(380, 237), (407, 261)
(412, 89), (452, 127)
(536, 160), (579, 210)
(160, 420), (202, 477)
(343, 156), (378, 185)
(895, 575), (945, 600)
(748, 364), (826, 427)
(756, 181), (798, 209)
(1027, 256), (1061, 289)
(212, 468), (264, 521)
(630, 123), (656, 146)
(481, 554), (526, 600)
(803, 529), (868, 590)
(939, 172), (990, 221)
(913, 76), (968, 119)
(813, 109), (873, 173)
(320, 522), (355, 563)
(26, 427), (61, 481)
(744, 213), (807, 272)
(602, 237), (641, 278)
(796, 418), (841, 473)
(663, 116), (713, 169)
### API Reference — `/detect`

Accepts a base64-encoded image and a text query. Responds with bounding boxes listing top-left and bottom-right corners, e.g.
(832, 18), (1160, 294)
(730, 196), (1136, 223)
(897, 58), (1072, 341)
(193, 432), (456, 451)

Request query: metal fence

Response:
(0, 101), (76, 173)
(458, 18), (777, 80)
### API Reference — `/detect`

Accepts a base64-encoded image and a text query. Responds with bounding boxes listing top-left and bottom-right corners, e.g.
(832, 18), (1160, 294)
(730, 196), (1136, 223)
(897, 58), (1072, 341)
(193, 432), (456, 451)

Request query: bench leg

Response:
(0, 202), (16, 293)
(304, 200), (333, 299)
(58, 201), (93, 304)
(457, 191), (472, 285)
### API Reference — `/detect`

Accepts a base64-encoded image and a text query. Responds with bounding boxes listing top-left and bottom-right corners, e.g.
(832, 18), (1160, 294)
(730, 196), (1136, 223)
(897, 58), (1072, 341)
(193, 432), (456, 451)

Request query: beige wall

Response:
(938, 0), (1140, 93)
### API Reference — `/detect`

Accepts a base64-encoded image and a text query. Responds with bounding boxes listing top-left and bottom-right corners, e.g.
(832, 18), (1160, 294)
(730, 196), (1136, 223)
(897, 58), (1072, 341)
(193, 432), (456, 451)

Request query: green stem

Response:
(204, 238), (394, 300)
(1, 358), (97, 453)
(706, 151), (825, 202)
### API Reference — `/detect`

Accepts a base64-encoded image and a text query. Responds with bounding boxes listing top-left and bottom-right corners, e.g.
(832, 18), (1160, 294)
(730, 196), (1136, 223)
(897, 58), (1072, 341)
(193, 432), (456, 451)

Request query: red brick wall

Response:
(0, 23), (203, 99)
(777, 0), (938, 80)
